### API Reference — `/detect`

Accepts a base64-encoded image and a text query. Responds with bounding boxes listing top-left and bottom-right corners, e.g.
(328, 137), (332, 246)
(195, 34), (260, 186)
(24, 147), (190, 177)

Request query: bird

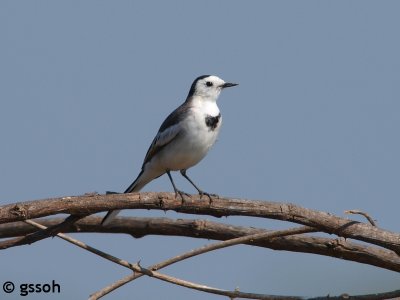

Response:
(101, 75), (238, 226)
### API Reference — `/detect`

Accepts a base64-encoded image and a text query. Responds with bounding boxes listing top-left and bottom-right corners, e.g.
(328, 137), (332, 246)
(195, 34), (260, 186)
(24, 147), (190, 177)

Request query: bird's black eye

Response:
(206, 81), (213, 87)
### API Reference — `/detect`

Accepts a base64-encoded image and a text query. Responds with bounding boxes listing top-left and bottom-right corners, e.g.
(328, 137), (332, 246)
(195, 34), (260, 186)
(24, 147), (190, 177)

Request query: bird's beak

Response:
(221, 82), (238, 88)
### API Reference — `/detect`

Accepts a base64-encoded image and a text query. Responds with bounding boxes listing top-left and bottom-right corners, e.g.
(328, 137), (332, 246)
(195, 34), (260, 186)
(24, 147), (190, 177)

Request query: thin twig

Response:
(345, 210), (377, 226)
(23, 219), (307, 300)
(90, 226), (316, 299)
(0, 214), (86, 249)
(308, 289), (400, 300)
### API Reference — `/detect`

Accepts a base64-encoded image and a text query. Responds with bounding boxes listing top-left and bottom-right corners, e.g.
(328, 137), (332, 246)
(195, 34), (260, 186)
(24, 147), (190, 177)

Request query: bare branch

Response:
(308, 289), (400, 300)
(1, 217), (399, 272)
(90, 273), (134, 300)
(1, 193), (399, 253)
(92, 225), (314, 298)
(345, 209), (377, 226)
(23, 219), (307, 300)
(1, 192), (398, 299)
(0, 214), (87, 249)
(17, 217), (400, 300)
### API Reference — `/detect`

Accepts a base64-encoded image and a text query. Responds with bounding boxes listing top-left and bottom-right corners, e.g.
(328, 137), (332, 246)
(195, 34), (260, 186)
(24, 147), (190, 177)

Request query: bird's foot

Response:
(199, 191), (219, 205)
(174, 189), (191, 204)
(106, 191), (121, 195)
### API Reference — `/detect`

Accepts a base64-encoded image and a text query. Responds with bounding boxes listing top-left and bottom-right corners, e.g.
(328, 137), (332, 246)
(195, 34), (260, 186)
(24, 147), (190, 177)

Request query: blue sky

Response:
(1, 1), (399, 299)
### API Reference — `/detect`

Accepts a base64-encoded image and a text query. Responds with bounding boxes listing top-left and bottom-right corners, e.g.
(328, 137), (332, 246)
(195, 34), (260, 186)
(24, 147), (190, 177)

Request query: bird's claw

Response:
(175, 189), (191, 204)
(199, 191), (218, 205)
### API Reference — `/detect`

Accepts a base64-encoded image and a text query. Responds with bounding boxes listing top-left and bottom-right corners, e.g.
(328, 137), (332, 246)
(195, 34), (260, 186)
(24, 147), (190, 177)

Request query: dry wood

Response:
(1, 217), (399, 272)
(24, 219), (307, 300)
(0, 214), (87, 249)
(1, 193), (399, 253)
(345, 209), (377, 226)
(1, 192), (399, 299)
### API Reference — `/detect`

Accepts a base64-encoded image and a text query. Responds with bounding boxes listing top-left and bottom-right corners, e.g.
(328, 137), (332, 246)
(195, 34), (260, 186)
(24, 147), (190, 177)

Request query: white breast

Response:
(156, 101), (222, 171)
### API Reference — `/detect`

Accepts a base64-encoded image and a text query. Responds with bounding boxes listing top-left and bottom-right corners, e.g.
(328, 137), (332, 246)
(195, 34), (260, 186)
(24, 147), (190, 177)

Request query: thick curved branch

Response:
(1, 216), (399, 272)
(1, 193), (399, 253)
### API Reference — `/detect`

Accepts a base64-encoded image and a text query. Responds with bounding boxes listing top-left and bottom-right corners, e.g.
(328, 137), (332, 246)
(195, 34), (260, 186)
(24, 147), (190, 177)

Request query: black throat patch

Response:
(205, 113), (221, 131)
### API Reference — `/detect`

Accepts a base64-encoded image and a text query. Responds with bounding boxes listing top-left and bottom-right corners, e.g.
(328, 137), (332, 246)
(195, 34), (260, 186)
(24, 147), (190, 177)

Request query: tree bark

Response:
(1, 192), (399, 253)
(1, 216), (400, 272)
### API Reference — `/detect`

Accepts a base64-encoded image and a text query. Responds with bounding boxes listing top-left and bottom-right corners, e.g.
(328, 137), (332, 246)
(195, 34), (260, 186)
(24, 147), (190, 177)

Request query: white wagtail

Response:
(102, 75), (238, 226)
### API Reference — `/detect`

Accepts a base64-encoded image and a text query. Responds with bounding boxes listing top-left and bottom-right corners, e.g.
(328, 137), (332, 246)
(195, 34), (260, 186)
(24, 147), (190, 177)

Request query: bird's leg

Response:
(180, 170), (218, 204)
(166, 171), (190, 203)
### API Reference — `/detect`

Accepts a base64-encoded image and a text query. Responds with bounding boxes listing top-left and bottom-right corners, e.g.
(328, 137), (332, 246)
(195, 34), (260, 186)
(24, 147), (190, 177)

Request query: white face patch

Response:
(193, 75), (226, 100)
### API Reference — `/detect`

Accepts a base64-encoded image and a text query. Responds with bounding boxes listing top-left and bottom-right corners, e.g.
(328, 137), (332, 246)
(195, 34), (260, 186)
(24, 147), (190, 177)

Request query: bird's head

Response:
(187, 75), (238, 102)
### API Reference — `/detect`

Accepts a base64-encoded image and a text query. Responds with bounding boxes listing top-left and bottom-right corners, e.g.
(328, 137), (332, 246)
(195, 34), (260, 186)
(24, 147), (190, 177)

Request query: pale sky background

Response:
(1, 1), (399, 299)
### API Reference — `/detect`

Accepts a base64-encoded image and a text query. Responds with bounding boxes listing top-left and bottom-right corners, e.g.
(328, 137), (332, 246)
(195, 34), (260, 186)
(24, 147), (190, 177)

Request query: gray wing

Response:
(142, 123), (181, 165)
(142, 102), (191, 166)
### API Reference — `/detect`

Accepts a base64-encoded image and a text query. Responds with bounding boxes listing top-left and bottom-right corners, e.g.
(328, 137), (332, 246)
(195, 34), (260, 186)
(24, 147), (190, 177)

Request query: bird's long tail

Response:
(101, 169), (151, 226)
